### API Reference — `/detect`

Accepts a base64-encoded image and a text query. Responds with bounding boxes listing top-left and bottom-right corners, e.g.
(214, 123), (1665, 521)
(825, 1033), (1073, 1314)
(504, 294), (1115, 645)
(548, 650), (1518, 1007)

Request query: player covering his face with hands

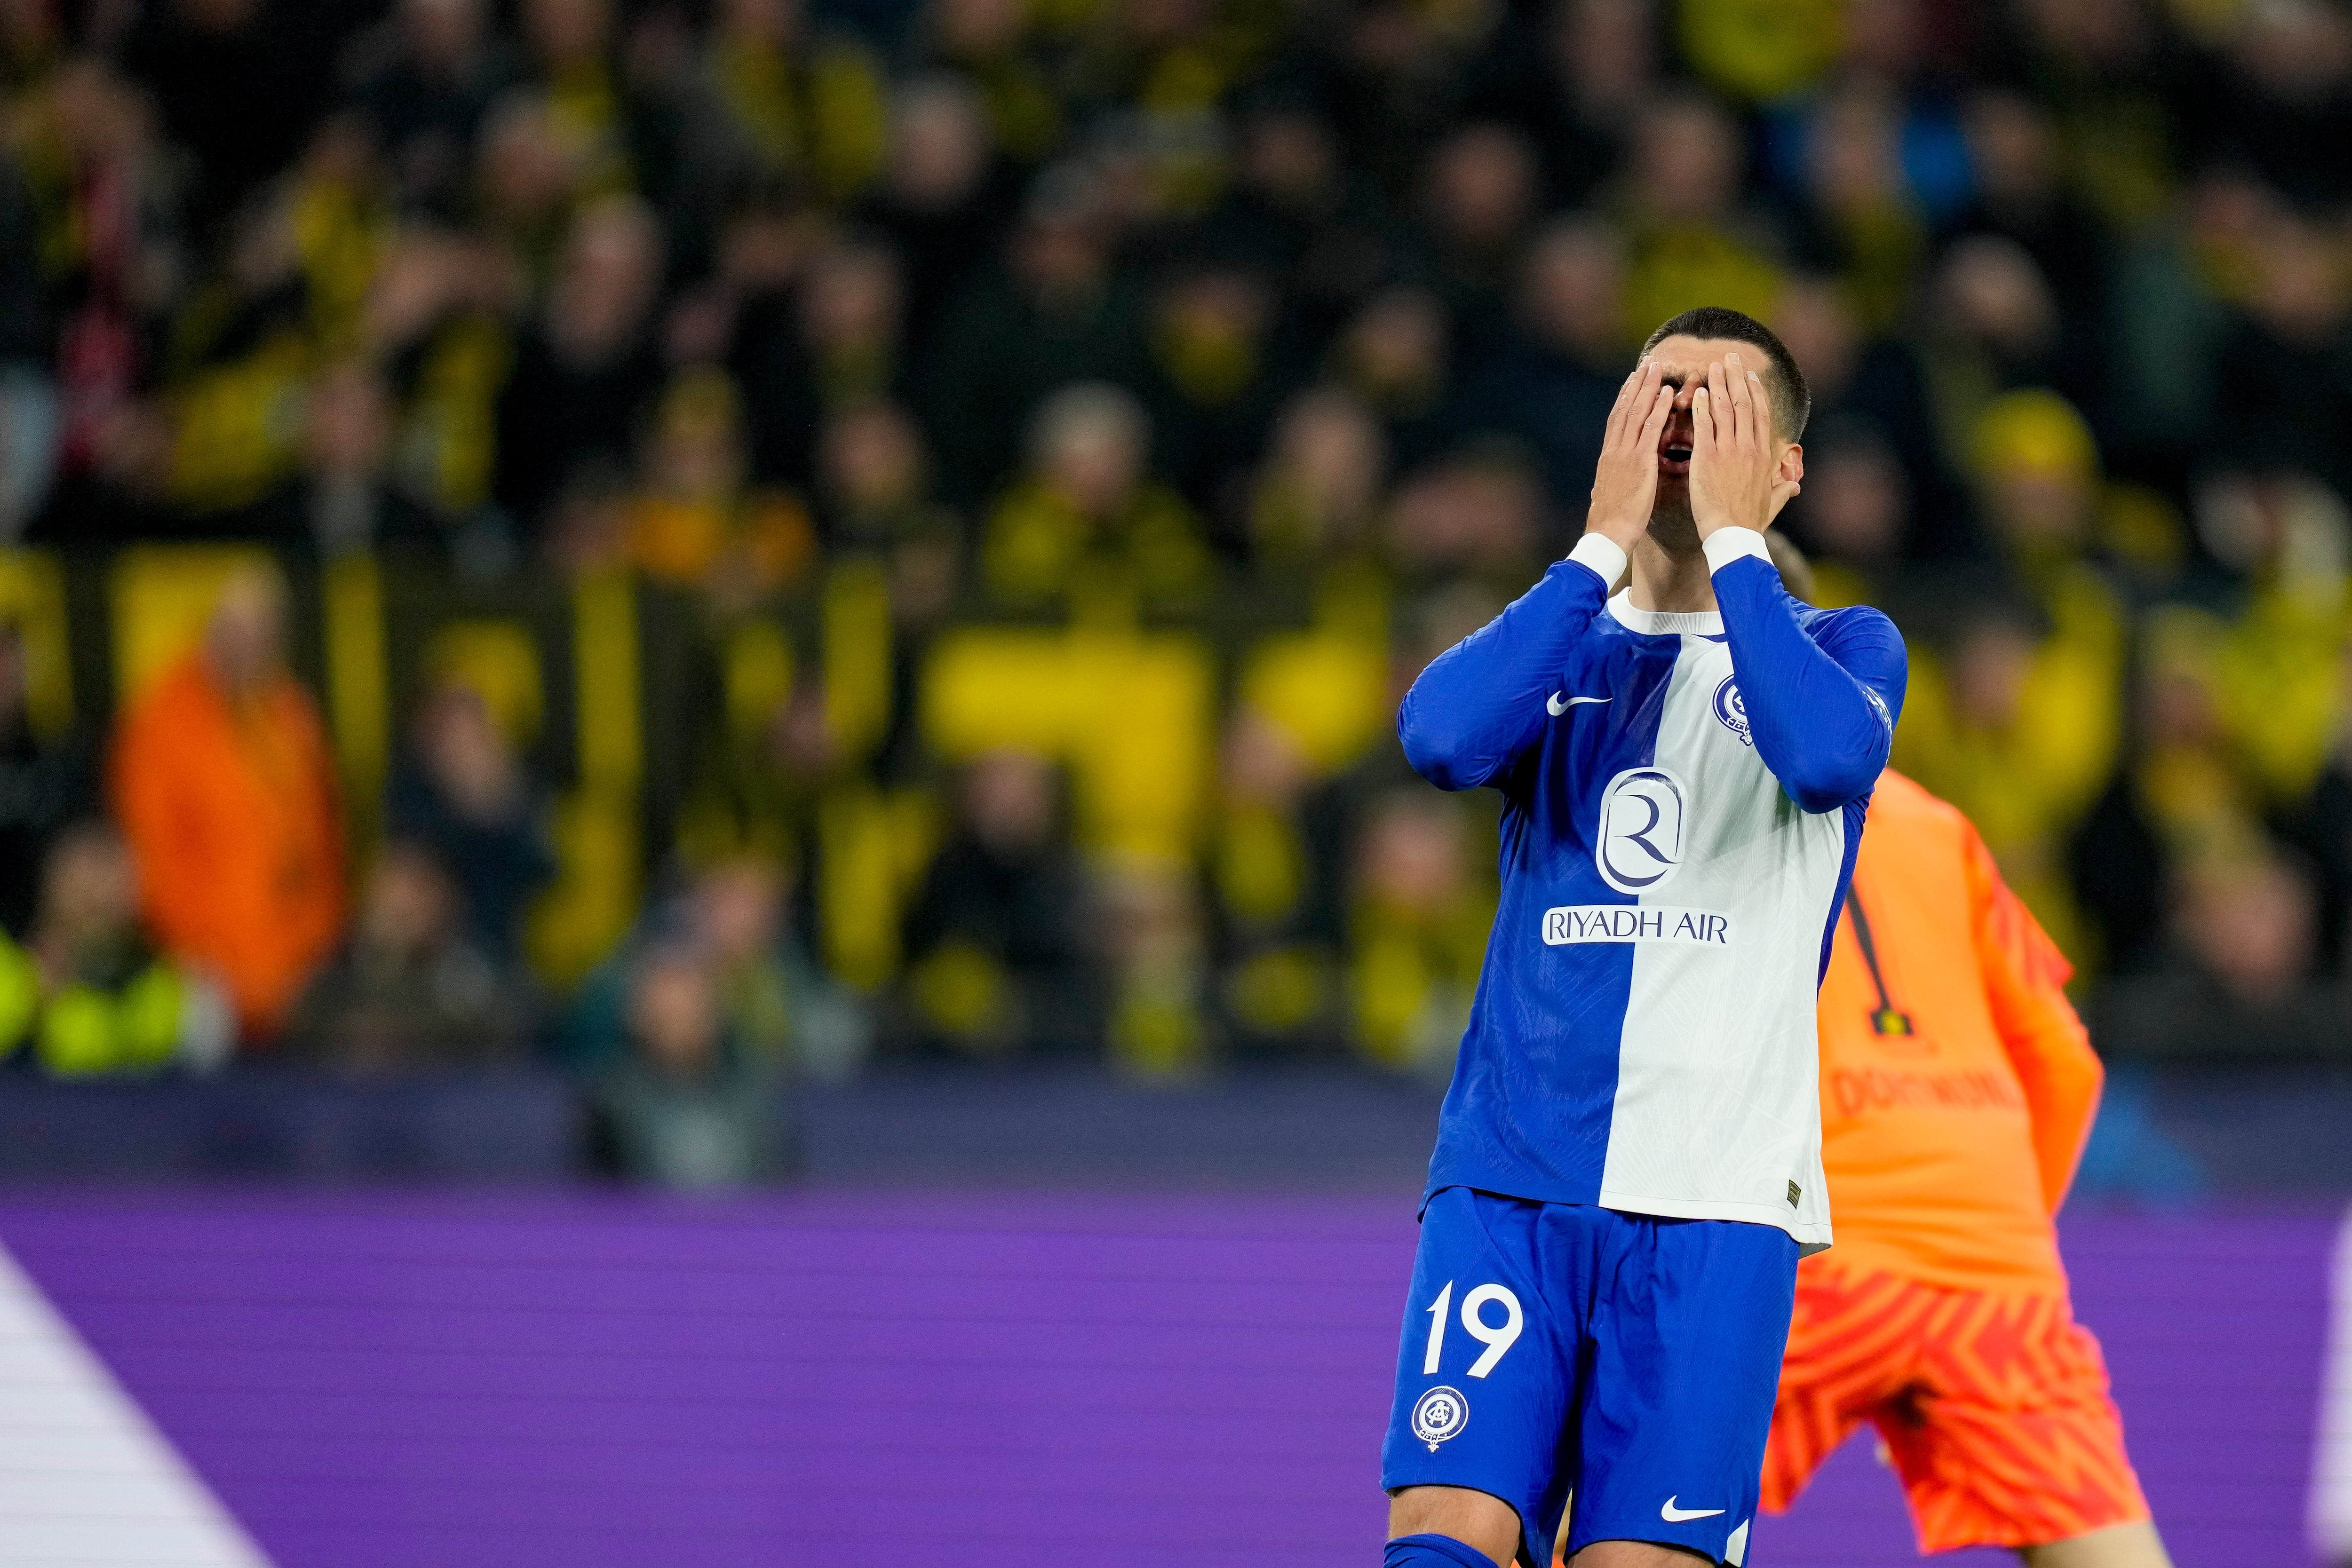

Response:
(1379, 307), (1905, 1568)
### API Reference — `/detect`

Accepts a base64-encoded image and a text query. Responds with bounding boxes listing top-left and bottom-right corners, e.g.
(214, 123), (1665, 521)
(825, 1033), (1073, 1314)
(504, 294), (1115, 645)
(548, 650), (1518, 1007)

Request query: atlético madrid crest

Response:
(1713, 676), (1753, 745)
(1412, 1386), (1469, 1450)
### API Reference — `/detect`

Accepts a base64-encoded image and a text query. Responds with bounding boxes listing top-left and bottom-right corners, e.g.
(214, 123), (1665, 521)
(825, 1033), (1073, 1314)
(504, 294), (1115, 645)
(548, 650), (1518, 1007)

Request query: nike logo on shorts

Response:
(1661, 1497), (1725, 1521)
(1547, 692), (1611, 715)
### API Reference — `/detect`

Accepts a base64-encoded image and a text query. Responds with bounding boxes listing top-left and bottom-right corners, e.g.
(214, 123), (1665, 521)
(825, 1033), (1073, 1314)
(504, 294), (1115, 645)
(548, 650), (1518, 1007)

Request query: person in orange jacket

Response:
(1756, 763), (2172, 1567)
(110, 566), (346, 1041)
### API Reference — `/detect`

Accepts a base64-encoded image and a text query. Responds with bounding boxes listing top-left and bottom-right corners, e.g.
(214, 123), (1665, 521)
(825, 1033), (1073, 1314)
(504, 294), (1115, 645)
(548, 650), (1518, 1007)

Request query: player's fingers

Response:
(1637, 372), (1674, 450)
(1748, 365), (1775, 451)
(1725, 351), (1755, 449)
(1607, 358), (1654, 448)
(1621, 357), (1663, 450)
(1605, 362), (1641, 443)
(1707, 359), (1736, 449)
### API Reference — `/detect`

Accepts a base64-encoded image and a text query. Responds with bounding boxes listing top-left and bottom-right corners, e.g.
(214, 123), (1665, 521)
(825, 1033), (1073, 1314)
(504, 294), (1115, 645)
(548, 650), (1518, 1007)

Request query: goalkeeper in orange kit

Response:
(1757, 761), (2172, 1567)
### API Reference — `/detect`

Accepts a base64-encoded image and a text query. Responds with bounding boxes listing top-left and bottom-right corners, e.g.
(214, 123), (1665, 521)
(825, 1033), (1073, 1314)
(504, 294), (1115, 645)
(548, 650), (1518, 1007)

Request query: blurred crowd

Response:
(1, 0), (2351, 1180)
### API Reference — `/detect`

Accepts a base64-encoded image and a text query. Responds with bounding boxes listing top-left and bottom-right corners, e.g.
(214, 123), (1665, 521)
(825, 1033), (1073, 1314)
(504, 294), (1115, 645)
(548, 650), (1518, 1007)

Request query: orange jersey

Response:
(1814, 769), (2103, 1291)
(111, 654), (347, 1037)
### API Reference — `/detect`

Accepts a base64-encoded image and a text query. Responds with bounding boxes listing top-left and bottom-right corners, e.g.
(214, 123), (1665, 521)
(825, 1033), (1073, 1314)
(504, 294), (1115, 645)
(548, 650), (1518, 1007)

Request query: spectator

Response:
(512, 0), (634, 195)
(285, 840), (529, 1069)
(1208, 706), (1340, 1055)
(1464, 0), (1656, 210)
(1244, 385), (1388, 577)
(1787, 83), (1926, 333)
(110, 565), (345, 1040)
(2095, 850), (2348, 1064)
(672, 0), (889, 213)
(587, 941), (788, 1186)
(902, 748), (1099, 1055)
(1920, 235), (2104, 463)
(815, 398), (952, 549)
(1146, 255), (1296, 516)
(1384, 440), (1546, 595)
(1417, 121), (1540, 331)
(0, 617), (89, 937)
(728, 232), (914, 489)
(1894, 393), (2136, 962)
(1615, 90), (1786, 330)
(1462, 215), (1628, 514)
(2185, 0), (2352, 207)
(914, 0), (1059, 169)
(0, 149), (56, 544)
(1770, 271), (1968, 562)
(1327, 285), (1457, 474)
(237, 361), (444, 560)
(470, 90), (593, 272)
(1781, 420), (1914, 607)
(0, 821), (231, 1077)
(689, 855), (869, 1080)
(623, 365), (815, 603)
(27, 60), (186, 515)
(1348, 788), (1491, 1076)
(1950, 88), (2112, 324)
(386, 678), (558, 969)
(1200, 91), (1390, 339)
(980, 381), (1208, 614)
(343, 0), (517, 222)
(2209, 209), (2352, 511)
(493, 194), (666, 532)
(564, 854), (866, 1074)
(863, 75), (1014, 352)
(922, 162), (1151, 505)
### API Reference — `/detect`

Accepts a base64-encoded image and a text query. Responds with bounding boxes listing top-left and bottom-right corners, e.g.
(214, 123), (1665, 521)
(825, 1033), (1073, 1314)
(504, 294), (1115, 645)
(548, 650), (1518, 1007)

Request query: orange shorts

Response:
(1760, 1263), (2150, 1553)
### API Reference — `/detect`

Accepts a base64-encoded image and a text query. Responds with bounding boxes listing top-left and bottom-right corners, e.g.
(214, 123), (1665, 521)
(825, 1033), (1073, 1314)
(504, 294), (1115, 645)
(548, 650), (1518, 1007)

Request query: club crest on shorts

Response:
(1712, 676), (1752, 745)
(1411, 1385), (1469, 1450)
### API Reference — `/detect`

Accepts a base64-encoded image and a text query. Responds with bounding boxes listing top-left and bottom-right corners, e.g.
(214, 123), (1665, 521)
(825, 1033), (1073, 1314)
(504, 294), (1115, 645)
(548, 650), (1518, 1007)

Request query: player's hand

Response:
(1583, 356), (1675, 553)
(1687, 352), (1801, 539)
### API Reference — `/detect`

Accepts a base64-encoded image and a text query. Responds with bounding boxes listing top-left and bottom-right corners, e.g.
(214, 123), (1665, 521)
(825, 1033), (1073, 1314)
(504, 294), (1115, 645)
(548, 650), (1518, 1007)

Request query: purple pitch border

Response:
(0, 1192), (2330, 1568)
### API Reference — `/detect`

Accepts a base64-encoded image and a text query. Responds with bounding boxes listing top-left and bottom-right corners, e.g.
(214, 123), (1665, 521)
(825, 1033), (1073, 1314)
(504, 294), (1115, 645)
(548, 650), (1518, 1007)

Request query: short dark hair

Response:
(1640, 306), (1811, 440)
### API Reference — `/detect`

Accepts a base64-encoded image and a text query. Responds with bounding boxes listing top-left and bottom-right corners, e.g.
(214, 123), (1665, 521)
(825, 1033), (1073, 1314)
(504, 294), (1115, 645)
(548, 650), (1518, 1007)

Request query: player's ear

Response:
(1767, 442), (1804, 524)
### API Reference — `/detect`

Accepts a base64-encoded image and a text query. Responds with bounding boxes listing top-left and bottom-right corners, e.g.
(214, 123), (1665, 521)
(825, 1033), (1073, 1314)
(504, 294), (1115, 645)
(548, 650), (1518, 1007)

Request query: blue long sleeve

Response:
(1398, 542), (1621, 791)
(1707, 534), (1907, 814)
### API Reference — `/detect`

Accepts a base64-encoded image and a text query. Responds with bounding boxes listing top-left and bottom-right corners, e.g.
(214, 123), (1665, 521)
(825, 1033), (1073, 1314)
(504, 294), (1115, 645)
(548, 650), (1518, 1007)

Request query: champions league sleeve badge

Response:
(1411, 1386), (1469, 1451)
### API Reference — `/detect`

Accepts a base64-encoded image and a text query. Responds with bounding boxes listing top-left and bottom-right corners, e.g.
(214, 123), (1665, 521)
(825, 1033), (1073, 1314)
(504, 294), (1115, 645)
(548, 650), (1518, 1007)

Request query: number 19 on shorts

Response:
(1422, 1280), (1524, 1378)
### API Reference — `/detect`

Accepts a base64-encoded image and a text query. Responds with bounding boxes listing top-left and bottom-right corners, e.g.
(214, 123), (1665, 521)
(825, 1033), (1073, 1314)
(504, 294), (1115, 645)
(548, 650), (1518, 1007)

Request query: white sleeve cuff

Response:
(1701, 527), (1771, 574)
(1567, 533), (1629, 586)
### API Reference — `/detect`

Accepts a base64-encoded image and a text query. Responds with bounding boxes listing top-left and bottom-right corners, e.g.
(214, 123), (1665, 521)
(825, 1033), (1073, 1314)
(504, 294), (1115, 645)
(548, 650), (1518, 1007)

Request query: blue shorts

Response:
(1380, 1188), (1799, 1567)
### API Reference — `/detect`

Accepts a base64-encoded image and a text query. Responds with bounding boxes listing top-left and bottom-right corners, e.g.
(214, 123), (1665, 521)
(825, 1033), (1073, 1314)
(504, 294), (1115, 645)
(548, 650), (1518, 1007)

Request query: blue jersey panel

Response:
(1430, 627), (1684, 1206)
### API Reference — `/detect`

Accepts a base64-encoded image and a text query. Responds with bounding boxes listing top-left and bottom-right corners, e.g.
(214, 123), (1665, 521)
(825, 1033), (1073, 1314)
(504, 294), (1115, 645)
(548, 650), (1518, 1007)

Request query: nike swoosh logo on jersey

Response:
(1546, 692), (1611, 715)
(1661, 1498), (1725, 1522)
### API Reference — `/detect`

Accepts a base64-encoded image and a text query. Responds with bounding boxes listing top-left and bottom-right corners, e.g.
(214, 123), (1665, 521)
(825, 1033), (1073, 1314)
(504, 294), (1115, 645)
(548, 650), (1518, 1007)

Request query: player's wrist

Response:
(1582, 506), (1645, 553)
(1700, 526), (1770, 573)
(1568, 531), (1629, 585)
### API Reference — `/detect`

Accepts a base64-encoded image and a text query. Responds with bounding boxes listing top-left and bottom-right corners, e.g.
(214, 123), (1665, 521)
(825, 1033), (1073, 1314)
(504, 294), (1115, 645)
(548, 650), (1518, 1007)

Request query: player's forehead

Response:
(1645, 334), (1761, 380)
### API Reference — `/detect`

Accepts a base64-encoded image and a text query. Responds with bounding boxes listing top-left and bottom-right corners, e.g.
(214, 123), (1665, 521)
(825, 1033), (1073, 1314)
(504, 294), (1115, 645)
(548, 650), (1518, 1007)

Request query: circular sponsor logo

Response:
(1712, 676), (1752, 745)
(1411, 1385), (1470, 1449)
(1595, 765), (1687, 894)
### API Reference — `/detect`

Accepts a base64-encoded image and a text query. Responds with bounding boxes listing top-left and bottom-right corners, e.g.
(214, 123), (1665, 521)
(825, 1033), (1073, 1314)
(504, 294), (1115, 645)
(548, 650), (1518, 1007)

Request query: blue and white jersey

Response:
(1398, 528), (1907, 1250)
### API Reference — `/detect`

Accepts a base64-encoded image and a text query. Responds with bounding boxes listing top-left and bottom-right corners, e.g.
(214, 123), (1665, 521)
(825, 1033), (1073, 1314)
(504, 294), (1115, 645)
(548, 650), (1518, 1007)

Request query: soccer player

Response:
(1757, 759), (2172, 1568)
(1382, 307), (1907, 1568)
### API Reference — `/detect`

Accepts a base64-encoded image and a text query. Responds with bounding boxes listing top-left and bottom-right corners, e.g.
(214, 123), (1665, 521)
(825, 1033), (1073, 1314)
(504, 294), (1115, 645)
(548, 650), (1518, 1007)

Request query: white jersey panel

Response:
(1594, 622), (1841, 1249)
